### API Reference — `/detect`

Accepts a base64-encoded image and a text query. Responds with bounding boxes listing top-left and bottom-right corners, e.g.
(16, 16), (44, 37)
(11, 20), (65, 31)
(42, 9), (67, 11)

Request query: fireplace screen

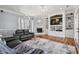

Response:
(37, 28), (43, 33)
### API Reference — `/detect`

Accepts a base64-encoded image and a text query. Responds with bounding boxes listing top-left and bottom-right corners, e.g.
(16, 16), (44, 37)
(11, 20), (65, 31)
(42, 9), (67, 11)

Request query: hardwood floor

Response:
(64, 37), (75, 46)
(36, 34), (75, 46)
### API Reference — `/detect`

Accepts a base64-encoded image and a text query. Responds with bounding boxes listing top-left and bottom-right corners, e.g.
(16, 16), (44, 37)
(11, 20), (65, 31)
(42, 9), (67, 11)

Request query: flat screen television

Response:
(50, 15), (62, 25)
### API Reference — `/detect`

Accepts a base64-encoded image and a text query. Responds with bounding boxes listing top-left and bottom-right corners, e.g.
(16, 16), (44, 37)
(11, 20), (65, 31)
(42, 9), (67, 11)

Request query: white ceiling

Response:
(0, 5), (77, 16)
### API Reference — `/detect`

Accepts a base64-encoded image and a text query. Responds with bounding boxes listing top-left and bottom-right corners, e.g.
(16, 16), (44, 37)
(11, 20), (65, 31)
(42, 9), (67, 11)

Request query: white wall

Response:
(0, 12), (19, 30)
(0, 11), (19, 37)
(0, 10), (26, 37)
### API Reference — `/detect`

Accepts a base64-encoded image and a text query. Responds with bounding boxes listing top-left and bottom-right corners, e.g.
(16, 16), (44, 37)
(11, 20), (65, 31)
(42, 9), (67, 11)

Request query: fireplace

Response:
(37, 28), (43, 33)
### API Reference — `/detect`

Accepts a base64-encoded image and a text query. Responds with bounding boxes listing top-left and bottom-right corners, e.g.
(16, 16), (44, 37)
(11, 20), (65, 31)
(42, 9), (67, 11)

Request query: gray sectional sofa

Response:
(0, 29), (44, 54)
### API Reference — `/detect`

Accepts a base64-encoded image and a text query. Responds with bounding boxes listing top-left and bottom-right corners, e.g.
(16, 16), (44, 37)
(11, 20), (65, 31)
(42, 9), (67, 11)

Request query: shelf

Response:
(50, 25), (62, 26)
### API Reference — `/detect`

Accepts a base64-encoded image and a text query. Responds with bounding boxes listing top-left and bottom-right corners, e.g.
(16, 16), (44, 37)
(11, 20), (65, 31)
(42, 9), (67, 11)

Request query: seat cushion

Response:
(24, 29), (29, 34)
(21, 35), (31, 38)
(0, 42), (16, 54)
(7, 39), (22, 48)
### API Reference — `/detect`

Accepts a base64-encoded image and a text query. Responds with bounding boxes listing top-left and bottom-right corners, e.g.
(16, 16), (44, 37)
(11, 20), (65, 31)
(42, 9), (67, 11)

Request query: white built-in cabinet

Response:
(65, 11), (74, 38)
(50, 15), (62, 31)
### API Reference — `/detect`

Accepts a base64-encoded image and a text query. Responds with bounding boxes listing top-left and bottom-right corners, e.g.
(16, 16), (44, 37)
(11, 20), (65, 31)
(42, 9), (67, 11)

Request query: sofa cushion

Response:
(15, 30), (24, 34)
(6, 39), (22, 48)
(4, 37), (16, 42)
(24, 29), (29, 34)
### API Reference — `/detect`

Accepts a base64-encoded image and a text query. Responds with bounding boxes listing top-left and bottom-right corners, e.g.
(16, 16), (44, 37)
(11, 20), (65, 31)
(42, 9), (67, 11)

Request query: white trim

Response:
(0, 8), (25, 16)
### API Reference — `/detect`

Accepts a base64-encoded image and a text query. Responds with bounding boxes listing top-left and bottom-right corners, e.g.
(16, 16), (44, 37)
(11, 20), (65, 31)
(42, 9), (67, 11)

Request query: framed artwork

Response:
(50, 15), (62, 25)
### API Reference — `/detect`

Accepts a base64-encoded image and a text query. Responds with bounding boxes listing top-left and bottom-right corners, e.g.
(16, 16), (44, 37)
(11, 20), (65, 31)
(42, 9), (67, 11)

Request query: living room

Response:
(0, 5), (79, 54)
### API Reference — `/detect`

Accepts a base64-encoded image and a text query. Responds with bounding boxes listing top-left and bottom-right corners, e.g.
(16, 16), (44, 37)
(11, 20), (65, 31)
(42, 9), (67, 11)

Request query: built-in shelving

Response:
(50, 14), (62, 31)
(66, 13), (74, 30)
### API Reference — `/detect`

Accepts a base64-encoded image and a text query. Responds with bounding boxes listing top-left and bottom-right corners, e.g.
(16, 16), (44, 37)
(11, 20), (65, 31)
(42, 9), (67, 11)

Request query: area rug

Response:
(23, 38), (76, 54)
